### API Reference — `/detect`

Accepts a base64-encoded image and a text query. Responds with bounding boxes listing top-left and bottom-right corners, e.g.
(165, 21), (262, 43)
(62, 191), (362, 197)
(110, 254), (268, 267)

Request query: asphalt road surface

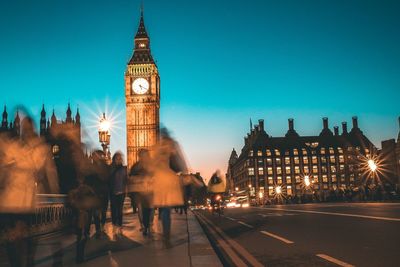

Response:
(196, 203), (400, 267)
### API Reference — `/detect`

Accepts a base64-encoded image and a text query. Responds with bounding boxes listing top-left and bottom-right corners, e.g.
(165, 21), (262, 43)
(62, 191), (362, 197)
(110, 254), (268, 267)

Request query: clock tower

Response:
(125, 10), (160, 170)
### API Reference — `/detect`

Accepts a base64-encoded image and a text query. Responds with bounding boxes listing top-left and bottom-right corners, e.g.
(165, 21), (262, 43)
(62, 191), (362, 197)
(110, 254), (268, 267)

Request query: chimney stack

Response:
(352, 116), (358, 129)
(334, 126), (339, 136)
(288, 118), (294, 131)
(342, 122), (348, 134)
(258, 119), (264, 131)
(323, 117), (328, 129)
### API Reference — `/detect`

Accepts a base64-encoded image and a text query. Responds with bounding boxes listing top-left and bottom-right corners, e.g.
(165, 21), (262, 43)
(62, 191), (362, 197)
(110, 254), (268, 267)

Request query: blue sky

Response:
(1, 0), (399, 180)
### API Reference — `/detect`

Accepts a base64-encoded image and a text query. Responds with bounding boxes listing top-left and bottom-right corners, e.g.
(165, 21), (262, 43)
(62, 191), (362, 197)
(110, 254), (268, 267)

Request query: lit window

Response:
(320, 148), (326, 154)
(276, 158), (281, 165)
(277, 176), (282, 184)
(139, 43), (146, 48)
(267, 167), (273, 175)
(321, 166), (327, 173)
(302, 148), (308, 155)
(268, 176), (273, 185)
(258, 159), (263, 165)
(266, 158), (272, 165)
(330, 156), (336, 163)
(312, 165), (318, 174)
(268, 186), (274, 196)
(52, 145), (60, 154)
(248, 168), (254, 175)
(286, 176), (292, 184)
(303, 156), (309, 164)
(249, 150), (254, 157)
(321, 157), (327, 163)
(294, 157), (299, 164)
(330, 165), (336, 173)
(293, 149), (298, 155)
(329, 147), (334, 154)
(275, 149), (280, 156)
(266, 149), (272, 156)
(276, 167), (282, 175)
(323, 184), (328, 189)
(285, 166), (291, 174)
(285, 157), (290, 165)
(312, 156), (318, 164)
(322, 175), (328, 183)
(338, 147), (343, 154)
(314, 176), (319, 183)
(304, 166), (309, 173)
(258, 167), (264, 175)
(257, 150), (262, 156)
(339, 164), (345, 171)
(295, 175), (301, 183)
(339, 155), (344, 163)
(295, 166), (300, 174)
(332, 174), (337, 182)
(350, 174), (355, 181)
(287, 185), (293, 196)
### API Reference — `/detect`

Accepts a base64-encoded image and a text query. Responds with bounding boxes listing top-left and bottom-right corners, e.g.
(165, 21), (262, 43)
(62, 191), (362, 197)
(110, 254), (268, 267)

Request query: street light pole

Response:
(98, 112), (111, 164)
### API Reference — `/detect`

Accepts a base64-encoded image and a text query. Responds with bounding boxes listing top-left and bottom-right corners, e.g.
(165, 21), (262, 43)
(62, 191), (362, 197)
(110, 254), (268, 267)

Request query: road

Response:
(195, 203), (400, 267)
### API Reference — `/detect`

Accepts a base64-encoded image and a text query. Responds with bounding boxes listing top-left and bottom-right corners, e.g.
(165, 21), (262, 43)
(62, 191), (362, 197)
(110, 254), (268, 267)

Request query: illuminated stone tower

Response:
(125, 9), (160, 170)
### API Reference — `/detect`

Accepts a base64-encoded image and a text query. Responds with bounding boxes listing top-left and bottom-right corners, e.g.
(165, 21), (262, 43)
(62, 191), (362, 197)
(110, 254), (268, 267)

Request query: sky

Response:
(1, 0), (399, 181)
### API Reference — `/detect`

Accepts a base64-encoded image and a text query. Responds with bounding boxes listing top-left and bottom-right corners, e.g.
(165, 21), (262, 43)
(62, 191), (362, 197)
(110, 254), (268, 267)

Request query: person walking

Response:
(109, 152), (128, 238)
(129, 149), (154, 236)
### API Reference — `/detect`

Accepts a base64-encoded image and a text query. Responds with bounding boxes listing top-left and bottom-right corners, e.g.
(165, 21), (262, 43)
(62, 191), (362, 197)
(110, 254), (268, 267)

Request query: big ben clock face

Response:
(132, 78), (149, 94)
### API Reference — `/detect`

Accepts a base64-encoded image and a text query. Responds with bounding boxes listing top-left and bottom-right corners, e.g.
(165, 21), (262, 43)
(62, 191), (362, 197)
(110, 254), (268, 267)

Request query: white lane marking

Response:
(226, 216), (236, 221)
(316, 254), (355, 267)
(260, 230), (294, 244)
(261, 207), (400, 222)
(238, 221), (254, 228)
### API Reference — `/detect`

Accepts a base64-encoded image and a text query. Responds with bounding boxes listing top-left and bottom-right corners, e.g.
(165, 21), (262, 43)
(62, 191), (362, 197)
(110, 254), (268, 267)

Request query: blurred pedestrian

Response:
(109, 152), (128, 238)
(129, 149), (154, 236)
(152, 129), (188, 247)
(85, 150), (110, 238)
(0, 116), (59, 267)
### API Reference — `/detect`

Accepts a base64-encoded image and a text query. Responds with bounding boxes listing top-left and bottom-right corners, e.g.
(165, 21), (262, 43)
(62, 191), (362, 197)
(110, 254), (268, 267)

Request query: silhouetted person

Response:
(85, 150), (110, 238)
(129, 149), (154, 236)
(109, 152), (128, 238)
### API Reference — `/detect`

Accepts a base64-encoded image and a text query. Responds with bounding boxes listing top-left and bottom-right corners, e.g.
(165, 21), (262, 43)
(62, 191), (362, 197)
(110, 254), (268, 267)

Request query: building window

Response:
(266, 149), (271, 156)
(266, 158), (272, 165)
(304, 166), (309, 174)
(320, 148), (326, 154)
(338, 147), (343, 154)
(257, 150), (262, 156)
(332, 174), (337, 182)
(302, 148), (308, 155)
(258, 167), (264, 175)
(312, 165), (318, 174)
(286, 176), (292, 184)
(321, 156), (327, 163)
(285, 166), (291, 174)
(312, 156), (318, 164)
(339, 164), (345, 171)
(293, 149), (298, 155)
(330, 156), (336, 163)
(285, 157), (290, 165)
(52, 145), (60, 154)
(277, 176), (282, 184)
(258, 159), (263, 165)
(322, 175), (328, 183)
(248, 168), (254, 176)
(268, 176), (273, 185)
(267, 167), (273, 175)
(303, 156), (309, 164)
(284, 150), (290, 156)
(294, 157), (299, 164)
(249, 150), (254, 157)
(339, 155), (344, 163)
(314, 176), (319, 183)
(321, 166), (327, 173)
(330, 165), (336, 173)
(268, 186), (274, 196)
(323, 184), (328, 189)
(295, 166), (300, 174)
(295, 175), (301, 183)
(275, 149), (280, 156)
(276, 158), (281, 165)
(329, 147), (335, 154)
(350, 174), (355, 181)
(287, 185), (293, 196)
(276, 167), (282, 175)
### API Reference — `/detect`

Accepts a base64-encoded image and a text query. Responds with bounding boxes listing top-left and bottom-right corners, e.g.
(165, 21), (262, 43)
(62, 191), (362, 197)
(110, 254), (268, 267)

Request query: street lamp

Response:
(304, 175), (311, 187)
(368, 159), (377, 172)
(98, 112), (111, 163)
(275, 185), (282, 195)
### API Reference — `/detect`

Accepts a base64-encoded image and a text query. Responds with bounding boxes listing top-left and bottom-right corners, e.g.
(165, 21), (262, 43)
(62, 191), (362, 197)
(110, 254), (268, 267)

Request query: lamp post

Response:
(98, 112), (111, 163)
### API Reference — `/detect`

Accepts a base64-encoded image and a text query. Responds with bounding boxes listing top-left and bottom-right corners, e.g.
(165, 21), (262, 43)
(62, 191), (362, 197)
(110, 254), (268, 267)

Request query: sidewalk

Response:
(1, 210), (222, 267)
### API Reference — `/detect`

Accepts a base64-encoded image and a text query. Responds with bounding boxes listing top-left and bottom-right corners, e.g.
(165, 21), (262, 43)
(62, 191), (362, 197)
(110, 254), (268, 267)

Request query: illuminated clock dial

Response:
(132, 78), (149, 94)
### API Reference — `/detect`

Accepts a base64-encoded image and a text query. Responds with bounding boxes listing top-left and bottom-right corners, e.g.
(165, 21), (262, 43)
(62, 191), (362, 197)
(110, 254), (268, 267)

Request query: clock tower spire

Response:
(125, 8), (160, 171)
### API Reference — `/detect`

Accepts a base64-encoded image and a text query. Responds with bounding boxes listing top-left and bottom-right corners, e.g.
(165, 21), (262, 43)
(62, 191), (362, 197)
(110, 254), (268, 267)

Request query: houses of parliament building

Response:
(227, 116), (400, 200)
